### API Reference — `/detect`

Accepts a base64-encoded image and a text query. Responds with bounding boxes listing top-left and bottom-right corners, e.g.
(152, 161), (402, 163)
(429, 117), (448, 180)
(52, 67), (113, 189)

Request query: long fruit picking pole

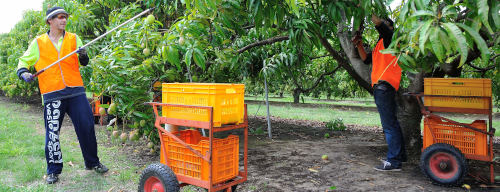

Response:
(32, 7), (157, 79)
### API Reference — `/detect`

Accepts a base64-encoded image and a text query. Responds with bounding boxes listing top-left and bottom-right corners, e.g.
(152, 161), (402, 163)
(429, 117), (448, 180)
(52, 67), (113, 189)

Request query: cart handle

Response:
(144, 102), (213, 163)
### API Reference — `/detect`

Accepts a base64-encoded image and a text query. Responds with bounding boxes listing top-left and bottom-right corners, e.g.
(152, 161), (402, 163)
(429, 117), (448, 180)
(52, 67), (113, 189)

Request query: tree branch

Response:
(318, 35), (373, 93)
(303, 66), (342, 93)
(287, 64), (302, 90)
(236, 36), (289, 53)
(441, 48), (481, 77)
(466, 62), (495, 71)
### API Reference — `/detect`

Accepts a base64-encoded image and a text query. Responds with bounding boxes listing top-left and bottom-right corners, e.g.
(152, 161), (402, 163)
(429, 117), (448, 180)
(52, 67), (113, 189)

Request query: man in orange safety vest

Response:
(17, 6), (108, 184)
(351, 14), (407, 172)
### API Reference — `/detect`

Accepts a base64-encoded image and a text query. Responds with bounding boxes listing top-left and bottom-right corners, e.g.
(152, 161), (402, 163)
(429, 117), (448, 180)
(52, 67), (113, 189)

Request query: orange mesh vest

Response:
(34, 32), (84, 95)
(371, 39), (402, 91)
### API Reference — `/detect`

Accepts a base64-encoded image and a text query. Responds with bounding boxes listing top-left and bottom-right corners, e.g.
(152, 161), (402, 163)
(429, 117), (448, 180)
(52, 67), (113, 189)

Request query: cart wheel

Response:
(138, 163), (180, 192)
(420, 143), (468, 187)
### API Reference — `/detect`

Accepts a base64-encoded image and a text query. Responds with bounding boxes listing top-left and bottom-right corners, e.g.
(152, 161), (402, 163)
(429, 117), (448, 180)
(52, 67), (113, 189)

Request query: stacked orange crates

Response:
(160, 83), (244, 185)
(422, 78), (491, 155)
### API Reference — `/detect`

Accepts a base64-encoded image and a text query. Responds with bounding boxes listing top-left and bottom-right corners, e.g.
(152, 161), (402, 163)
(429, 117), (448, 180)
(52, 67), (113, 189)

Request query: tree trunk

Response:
(397, 71), (426, 153)
(293, 89), (302, 104)
(279, 92), (283, 98)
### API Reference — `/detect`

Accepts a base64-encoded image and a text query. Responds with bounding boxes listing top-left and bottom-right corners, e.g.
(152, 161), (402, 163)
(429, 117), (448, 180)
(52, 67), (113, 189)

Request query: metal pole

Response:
(32, 7), (157, 79)
(264, 74), (272, 139)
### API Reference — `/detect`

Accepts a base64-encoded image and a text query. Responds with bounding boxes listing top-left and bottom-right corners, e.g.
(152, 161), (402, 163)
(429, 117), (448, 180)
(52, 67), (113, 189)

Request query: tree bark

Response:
(279, 92), (283, 98)
(396, 71), (426, 153)
(293, 89), (302, 103)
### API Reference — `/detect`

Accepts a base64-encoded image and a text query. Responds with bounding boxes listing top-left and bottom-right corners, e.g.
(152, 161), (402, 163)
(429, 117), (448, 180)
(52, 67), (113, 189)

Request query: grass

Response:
(245, 94), (376, 107)
(0, 101), (157, 191)
(247, 103), (500, 136)
(247, 104), (381, 126)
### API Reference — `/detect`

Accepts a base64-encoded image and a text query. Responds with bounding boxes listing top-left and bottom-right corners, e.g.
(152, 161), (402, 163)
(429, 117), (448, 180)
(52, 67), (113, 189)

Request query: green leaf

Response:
(398, 2), (409, 22)
(185, 49), (193, 68)
(478, 0), (494, 34)
(438, 28), (455, 53)
(418, 19), (434, 54)
(161, 46), (167, 63)
(402, 53), (416, 67)
(289, 0), (300, 18)
(185, 0), (191, 10)
(430, 27), (445, 62)
(98, 104), (110, 108)
(133, 111), (150, 119)
(167, 46), (181, 71)
(491, 0), (500, 29)
(193, 51), (206, 70)
(379, 49), (399, 55)
(456, 23), (491, 65)
(330, 186), (337, 190)
(442, 23), (468, 67)
(411, 10), (435, 18)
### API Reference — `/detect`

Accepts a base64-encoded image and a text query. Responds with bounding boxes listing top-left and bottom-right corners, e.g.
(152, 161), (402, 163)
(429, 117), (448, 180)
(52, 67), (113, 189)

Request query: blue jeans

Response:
(44, 94), (100, 174)
(373, 83), (407, 168)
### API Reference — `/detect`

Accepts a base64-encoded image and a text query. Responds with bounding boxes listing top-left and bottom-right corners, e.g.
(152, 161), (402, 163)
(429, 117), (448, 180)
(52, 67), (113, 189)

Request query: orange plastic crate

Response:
(161, 130), (239, 184)
(424, 78), (491, 109)
(162, 83), (245, 127)
(423, 117), (487, 156)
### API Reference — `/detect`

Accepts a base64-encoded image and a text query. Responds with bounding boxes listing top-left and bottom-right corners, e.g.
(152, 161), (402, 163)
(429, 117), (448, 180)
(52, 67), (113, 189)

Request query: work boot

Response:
(46, 173), (59, 184)
(85, 163), (109, 174)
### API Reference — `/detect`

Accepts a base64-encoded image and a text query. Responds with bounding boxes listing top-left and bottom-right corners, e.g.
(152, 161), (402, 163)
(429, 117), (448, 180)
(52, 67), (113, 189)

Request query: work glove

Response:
(21, 72), (33, 83)
(76, 47), (87, 57)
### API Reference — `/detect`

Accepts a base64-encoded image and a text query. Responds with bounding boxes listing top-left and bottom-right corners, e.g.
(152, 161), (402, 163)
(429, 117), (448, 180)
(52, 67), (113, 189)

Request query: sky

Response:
(0, 0), (402, 34)
(0, 0), (45, 34)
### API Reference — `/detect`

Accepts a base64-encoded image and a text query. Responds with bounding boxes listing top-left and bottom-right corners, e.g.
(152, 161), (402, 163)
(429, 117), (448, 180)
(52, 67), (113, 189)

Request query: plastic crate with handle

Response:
(424, 78), (491, 109)
(162, 83), (244, 127)
(423, 117), (487, 156)
(160, 130), (239, 184)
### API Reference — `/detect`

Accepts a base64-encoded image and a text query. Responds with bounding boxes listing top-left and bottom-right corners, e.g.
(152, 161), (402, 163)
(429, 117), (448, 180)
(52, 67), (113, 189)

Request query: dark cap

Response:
(46, 6), (69, 21)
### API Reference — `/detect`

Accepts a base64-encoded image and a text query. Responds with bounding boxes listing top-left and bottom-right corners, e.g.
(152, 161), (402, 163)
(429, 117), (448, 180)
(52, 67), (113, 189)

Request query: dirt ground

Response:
(3, 95), (500, 192)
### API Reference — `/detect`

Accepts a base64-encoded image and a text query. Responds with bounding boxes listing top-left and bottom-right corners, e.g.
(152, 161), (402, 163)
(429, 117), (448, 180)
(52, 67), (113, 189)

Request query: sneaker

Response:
(107, 117), (117, 127)
(374, 161), (401, 172)
(85, 163), (109, 174)
(380, 157), (407, 164)
(46, 173), (59, 184)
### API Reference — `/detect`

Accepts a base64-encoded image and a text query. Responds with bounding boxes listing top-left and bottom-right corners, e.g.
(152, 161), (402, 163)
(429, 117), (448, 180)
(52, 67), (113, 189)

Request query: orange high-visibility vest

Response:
(34, 32), (84, 95)
(371, 39), (402, 91)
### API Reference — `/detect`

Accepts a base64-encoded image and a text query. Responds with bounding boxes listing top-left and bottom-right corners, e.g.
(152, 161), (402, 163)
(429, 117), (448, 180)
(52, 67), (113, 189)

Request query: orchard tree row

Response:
(0, 0), (499, 150)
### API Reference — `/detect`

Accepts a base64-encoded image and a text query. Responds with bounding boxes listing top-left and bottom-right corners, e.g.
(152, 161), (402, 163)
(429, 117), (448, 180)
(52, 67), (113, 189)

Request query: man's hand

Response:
(21, 72), (33, 83)
(351, 32), (362, 46)
(76, 47), (87, 57)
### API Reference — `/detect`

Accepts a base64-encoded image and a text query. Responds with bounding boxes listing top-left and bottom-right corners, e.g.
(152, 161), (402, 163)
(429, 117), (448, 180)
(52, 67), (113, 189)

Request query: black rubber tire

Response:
(138, 163), (180, 192)
(420, 143), (468, 187)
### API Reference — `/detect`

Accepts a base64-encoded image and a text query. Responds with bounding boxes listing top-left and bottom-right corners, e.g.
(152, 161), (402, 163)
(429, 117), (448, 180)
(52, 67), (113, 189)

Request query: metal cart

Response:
(138, 102), (248, 192)
(404, 92), (495, 186)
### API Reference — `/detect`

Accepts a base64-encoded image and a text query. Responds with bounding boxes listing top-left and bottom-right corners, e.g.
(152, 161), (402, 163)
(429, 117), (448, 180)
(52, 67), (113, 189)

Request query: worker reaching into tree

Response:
(351, 13), (407, 171)
(16, 6), (108, 184)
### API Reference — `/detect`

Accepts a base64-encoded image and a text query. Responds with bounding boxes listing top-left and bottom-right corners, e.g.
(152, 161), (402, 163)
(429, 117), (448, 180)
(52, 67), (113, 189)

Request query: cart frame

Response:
(145, 102), (248, 192)
(404, 92), (495, 184)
